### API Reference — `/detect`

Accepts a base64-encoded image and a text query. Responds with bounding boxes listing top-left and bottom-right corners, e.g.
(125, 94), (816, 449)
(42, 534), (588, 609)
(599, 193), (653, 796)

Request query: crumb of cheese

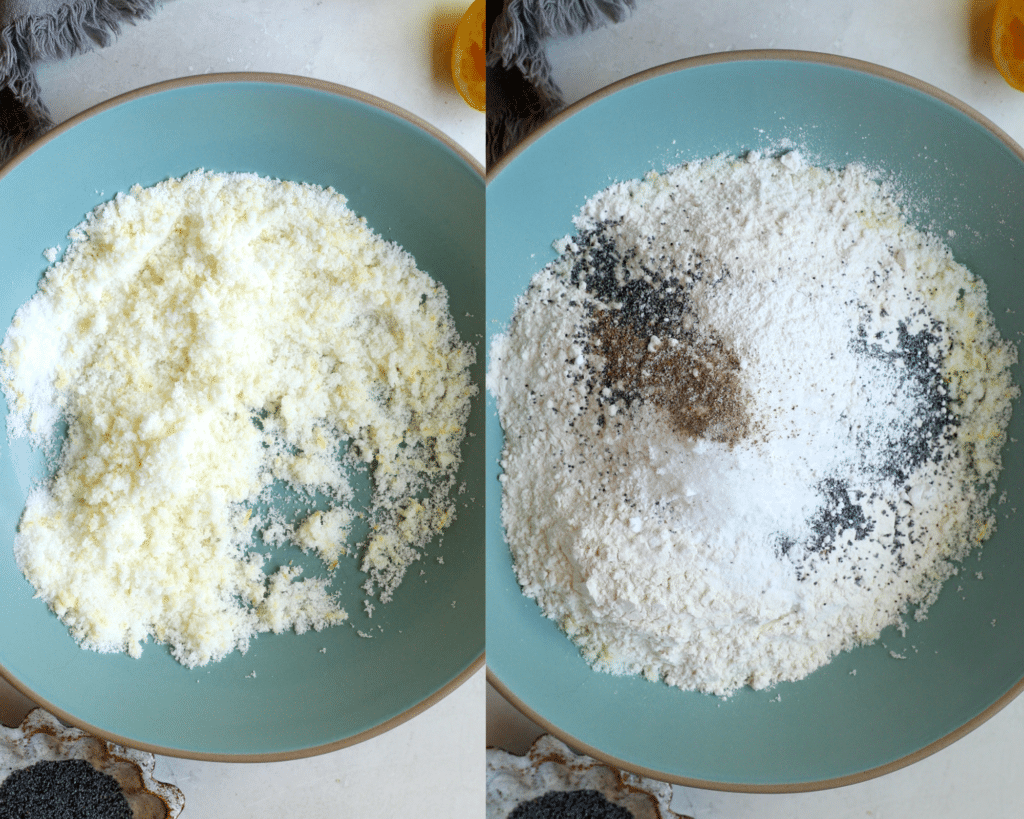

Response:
(1, 170), (476, 668)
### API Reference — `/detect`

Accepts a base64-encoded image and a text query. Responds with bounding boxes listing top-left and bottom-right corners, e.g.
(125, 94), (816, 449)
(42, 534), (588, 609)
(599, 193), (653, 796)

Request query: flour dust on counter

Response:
(1, 170), (477, 668)
(488, 150), (1018, 696)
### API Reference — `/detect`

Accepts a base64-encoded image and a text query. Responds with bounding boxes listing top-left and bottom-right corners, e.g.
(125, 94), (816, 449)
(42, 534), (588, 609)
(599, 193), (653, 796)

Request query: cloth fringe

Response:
(486, 0), (637, 167)
(0, 0), (161, 165)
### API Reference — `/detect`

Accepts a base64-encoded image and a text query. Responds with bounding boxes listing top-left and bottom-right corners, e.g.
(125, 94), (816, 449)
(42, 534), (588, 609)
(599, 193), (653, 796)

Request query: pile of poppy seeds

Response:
(0, 760), (131, 819)
(489, 151), (1018, 695)
(508, 790), (634, 819)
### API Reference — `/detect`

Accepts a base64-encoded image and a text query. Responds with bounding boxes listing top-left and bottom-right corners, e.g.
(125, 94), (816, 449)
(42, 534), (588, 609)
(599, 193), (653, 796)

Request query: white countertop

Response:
(34, 0), (485, 168)
(2, 1), (483, 818)
(545, 0), (1024, 151)
(488, 0), (1024, 817)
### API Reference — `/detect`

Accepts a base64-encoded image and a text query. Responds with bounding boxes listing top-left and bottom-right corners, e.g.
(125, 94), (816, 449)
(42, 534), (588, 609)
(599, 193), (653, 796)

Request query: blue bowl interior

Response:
(0, 77), (484, 758)
(486, 54), (1024, 788)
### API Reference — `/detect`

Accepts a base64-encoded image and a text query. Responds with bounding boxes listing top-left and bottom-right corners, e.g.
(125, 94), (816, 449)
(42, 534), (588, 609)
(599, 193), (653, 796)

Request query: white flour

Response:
(1, 171), (476, 668)
(488, 151), (1017, 696)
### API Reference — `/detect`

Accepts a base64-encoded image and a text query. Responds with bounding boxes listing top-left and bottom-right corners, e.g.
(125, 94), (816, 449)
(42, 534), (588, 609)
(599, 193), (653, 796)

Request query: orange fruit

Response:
(451, 0), (486, 111)
(992, 0), (1024, 91)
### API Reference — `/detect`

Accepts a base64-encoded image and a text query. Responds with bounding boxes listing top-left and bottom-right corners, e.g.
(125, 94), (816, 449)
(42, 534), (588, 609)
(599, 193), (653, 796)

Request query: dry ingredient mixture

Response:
(2, 170), (476, 668)
(488, 151), (1018, 696)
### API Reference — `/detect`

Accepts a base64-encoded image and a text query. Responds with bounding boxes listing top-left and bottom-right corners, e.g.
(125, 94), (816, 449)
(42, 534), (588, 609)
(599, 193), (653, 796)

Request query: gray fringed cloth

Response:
(486, 0), (638, 167)
(0, 0), (161, 165)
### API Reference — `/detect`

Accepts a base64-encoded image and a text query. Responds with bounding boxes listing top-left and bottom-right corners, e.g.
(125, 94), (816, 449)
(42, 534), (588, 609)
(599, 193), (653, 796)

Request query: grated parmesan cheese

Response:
(1, 170), (476, 668)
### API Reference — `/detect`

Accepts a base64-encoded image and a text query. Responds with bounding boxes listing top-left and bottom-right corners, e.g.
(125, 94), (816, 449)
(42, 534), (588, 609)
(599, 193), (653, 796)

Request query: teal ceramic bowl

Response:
(486, 51), (1024, 790)
(0, 74), (484, 760)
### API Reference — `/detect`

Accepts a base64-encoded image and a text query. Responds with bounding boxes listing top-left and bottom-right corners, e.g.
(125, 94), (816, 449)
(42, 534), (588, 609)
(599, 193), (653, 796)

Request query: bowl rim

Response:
(487, 49), (1024, 183)
(0, 70), (485, 762)
(484, 48), (1024, 792)
(2, 70), (484, 180)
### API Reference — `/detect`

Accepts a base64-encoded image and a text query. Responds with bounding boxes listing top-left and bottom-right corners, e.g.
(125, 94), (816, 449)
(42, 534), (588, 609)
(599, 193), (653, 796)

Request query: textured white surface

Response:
(4, 1), (484, 817)
(489, 0), (1024, 816)
(34, 0), (484, 167)
(545, 0), (1024, 151)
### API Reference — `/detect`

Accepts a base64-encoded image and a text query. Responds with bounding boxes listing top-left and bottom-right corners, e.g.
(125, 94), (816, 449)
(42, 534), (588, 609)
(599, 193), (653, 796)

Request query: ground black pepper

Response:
(568, 225), (749, 444)
(591, 311), (748, 444)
